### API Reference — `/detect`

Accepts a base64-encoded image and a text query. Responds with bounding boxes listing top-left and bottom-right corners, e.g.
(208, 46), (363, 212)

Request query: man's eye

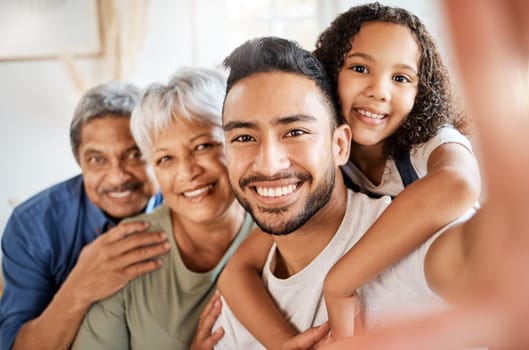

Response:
(231, 135), (255, 143)
(285, 129), (307, 137)
(127, 150), (142, 159)
(87, 155), (104, 164)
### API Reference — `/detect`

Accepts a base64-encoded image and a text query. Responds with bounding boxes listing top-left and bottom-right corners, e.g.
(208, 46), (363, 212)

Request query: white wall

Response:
(0, 0), (451, 242)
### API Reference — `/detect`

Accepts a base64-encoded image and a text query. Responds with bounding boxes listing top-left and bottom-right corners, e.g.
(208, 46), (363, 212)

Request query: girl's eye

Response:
(231, 135), (255, 143)
(285, 129), (307, 137)
(393, 74), (412, 84)
(350, 65), (368, 74)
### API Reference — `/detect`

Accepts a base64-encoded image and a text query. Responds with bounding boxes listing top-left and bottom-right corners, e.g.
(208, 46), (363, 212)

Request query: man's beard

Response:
(232, 165), (335, 236)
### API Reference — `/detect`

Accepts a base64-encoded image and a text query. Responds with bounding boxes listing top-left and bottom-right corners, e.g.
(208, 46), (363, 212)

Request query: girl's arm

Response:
(324, 142), (481, 338)
(217, 228), (298, 350)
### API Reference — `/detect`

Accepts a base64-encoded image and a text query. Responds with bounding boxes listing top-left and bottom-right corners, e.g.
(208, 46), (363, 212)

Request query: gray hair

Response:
(70, 81), (140, 162)
(131, 67), (226, 161)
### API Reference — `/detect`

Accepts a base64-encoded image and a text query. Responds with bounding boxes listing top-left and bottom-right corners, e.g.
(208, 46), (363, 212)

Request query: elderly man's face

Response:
(78, 115), (154, 219)
(223, 71), (346, 235)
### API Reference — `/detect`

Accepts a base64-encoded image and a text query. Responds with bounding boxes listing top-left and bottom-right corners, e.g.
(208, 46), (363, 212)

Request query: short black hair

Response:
(223, 36), (343, 126)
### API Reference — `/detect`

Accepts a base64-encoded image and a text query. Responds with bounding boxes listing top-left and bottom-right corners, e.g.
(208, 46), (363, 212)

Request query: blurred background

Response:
(0, 0), (451, 286)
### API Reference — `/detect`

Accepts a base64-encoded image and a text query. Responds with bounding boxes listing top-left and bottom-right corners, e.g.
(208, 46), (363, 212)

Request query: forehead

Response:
(349, 21), (420, 68)
(79, 115), (136, 153)
(223, 71), (333, 126)
(154, 119), (223, 144)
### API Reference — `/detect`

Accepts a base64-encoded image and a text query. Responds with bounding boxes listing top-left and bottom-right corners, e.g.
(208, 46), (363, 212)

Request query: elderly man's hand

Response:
(63, 221), (170, 307)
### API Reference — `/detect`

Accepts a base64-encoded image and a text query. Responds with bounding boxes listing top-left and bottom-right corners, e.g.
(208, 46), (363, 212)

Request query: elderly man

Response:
(0, 82), (169, 350)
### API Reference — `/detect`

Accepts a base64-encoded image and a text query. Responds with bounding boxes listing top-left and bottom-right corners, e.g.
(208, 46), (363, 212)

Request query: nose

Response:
(364, 75), (391, 102)
(252, 139), (290, 176)
(175, 154), (202, 181)
(106, 161), (131, 185)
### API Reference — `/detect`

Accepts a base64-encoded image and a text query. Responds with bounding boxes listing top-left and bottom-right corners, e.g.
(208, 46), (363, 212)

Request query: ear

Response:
(332, 124), (351, 166)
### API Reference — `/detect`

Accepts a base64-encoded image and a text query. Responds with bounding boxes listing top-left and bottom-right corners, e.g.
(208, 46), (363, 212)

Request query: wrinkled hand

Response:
(190, 290), (224, 350)
(65, 221), (170, 305)
(280, 322), (330, 350)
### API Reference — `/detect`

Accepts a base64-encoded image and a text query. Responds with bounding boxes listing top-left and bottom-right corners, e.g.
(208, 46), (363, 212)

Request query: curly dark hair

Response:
(313, 2), (469, 158)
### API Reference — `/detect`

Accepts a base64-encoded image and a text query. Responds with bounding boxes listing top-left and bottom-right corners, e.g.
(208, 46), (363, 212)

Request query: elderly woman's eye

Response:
(195, 143), (216, 151)
(156, 155), (172, 165)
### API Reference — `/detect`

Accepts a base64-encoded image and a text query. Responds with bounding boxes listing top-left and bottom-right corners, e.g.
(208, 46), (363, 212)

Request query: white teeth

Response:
(108, 191), (131, 198)
(256, 184), (297, 198)
(183, 184), (213, 197)
(358, 109), (385, 120)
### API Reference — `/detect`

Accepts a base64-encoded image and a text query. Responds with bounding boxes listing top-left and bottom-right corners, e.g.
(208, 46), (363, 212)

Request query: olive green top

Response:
(72, 203), (254, 350)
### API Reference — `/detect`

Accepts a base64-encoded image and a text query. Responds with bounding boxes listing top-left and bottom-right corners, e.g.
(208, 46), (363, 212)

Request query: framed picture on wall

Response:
(0, 0), (101, 61)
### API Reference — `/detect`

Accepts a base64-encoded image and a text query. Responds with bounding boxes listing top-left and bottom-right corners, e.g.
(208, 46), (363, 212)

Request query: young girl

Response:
(216, 2), (481, 348)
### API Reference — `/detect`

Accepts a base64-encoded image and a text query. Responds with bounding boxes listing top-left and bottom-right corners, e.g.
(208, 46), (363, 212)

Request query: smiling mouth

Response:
(182, 184), (214, 198)
(108, 190), (132, 198)
(254, 184), (297, 198)
(357, 108), (387, 120)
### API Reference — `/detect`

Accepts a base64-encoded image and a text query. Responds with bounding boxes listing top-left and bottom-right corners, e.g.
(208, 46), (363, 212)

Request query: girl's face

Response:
(337, 21), (420, 149)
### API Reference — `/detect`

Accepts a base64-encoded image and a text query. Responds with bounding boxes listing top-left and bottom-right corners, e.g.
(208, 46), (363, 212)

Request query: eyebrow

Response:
(345, 52), (418, 75)
(223, 114), (317, 132)
(189, 132), (212, 142)
(82, 145), (139, 157)
(223, 120), (258, 132)
(276, 114), (318, 125)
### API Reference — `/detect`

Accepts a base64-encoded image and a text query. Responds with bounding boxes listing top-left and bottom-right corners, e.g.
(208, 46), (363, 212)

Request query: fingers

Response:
(199, 291), (222, 326)
(196, 291), (222, 337)
(121, 258), (164, 280)
(117, 237), (170, 267)
(93, 221), (170, 267)
(193, 327), (224, 350)
(108, 229), (169, 257)
(104, 221), (151, 242)
(190, 291), (224, 350)
(281, 322), (330, 350)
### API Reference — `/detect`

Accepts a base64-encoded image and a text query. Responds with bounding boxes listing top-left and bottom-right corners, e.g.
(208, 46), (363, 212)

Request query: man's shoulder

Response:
(346, 189), (392, 209)
(8, 174), (85, 231)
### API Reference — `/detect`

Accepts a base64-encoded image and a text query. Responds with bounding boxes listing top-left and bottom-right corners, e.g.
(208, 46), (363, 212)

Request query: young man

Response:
(0, 82), (169, 350)
(213, 37), (480, 349)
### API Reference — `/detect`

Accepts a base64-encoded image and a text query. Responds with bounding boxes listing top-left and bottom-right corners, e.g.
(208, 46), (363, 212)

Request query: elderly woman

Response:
(72, 68), (254, 349)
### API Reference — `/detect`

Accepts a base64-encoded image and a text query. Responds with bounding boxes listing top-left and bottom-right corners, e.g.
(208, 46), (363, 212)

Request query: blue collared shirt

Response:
(0, 174), (162, 350)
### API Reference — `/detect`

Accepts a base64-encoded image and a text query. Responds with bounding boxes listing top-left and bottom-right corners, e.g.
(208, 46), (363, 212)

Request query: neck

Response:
(349, 142), (387, 185)
(272, 173), (348, 278)
(172, 201), (245, 272)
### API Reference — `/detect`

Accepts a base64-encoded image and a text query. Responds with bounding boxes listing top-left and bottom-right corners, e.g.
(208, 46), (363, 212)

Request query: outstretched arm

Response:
(322, 0), (529, 348)
(217, 229), (298, 350)
(324, 142), (481, 338)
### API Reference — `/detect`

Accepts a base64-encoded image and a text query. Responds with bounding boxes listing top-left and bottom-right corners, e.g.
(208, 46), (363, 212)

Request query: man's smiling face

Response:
(223, 71), (339, 235)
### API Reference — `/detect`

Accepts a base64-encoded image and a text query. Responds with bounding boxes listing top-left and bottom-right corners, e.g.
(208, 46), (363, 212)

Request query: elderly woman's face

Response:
(151, 119), (235, 224)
